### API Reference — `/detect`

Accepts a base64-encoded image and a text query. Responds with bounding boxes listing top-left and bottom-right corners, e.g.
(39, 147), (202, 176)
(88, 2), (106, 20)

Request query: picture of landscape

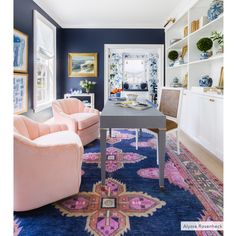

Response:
(68, 53), (97, 77)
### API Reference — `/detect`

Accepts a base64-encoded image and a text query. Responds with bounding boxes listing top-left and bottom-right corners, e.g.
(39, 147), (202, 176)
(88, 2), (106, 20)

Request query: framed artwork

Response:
(68, 53), (98, 77)
(14, 73), (28, 114)
(14, 29), (28, 73)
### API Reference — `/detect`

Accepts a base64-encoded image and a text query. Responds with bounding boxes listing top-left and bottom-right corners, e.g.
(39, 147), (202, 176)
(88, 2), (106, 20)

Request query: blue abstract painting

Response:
(14, 29), (28, 73)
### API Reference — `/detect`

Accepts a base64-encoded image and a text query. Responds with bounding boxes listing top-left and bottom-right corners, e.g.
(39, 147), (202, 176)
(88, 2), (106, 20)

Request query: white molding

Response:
(61, 24), (165, 29)
(104, 44), (164, 104)
(33, 0), (170, 29)
(33, 0), (63, 27)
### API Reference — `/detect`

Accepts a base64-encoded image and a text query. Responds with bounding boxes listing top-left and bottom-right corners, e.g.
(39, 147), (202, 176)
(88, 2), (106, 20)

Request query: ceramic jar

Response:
(199, 75), (213, 87)
(200, 51), (213, 60)
(207, 0), (223, 22)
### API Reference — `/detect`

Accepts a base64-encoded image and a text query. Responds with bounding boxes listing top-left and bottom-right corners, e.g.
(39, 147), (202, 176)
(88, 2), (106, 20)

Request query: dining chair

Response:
(135, 87), (183, 161)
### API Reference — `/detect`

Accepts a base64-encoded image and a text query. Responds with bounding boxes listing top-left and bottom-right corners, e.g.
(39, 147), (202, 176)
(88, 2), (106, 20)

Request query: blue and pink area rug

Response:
(14, 129), (223, 236)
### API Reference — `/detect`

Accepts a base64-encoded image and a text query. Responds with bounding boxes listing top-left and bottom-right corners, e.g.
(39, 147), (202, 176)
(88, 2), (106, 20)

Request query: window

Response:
(123, 59), (147, 91)
(33, 11), (56, 112)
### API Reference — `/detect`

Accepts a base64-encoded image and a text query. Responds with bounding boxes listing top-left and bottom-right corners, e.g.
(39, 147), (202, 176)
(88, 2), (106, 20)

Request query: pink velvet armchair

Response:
(14, 115), (84, 212)
(52, 98), (100, 146)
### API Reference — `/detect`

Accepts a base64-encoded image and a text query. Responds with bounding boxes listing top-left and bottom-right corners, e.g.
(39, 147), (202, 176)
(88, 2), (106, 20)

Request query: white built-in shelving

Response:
(165, 0), (224, 160)
(165, 0), (224, 92)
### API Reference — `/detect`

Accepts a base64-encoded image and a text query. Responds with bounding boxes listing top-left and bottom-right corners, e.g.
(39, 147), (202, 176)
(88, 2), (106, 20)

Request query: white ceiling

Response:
(33, 0), (188, 28)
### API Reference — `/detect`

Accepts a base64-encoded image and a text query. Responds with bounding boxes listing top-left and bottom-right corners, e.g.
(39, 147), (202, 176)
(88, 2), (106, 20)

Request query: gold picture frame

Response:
(14, 29), (28, 73)
(68, 53), (98, 77)
(13, 73), (28, 114)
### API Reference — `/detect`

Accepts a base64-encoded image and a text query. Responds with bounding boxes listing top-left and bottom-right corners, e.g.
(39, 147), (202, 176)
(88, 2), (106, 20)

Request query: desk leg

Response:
(158, 130), (166, 190)
(100, 128), (107, 186)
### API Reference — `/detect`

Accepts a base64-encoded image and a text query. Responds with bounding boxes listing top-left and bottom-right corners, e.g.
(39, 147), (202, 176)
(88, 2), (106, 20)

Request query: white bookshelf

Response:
(165, 0), (224, 160)
(165, 0), (224, 92)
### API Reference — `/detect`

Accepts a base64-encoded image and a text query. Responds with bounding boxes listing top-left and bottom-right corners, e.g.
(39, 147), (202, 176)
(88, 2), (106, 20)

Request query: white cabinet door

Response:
(198, 96), (223, 159)
(180, 91), (199, 139)
(180, 91), (223, 161)
(198, 96), (216, 153)
(215, 98), (224, 160)
(180, 92), (189, 132)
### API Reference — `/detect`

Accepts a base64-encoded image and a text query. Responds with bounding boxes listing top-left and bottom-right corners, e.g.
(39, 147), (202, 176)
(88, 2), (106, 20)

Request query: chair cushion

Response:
(148, 119), (178, 133)
(34, 130), (82, 146)
(166, 119), (178, 131)
(70, 113), (99, 130)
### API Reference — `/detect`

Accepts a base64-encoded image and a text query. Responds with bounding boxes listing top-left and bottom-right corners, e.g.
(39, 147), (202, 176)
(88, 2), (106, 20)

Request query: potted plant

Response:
(210, 31), (224, 54)
(196, 37), (213, 59)
(80, 80), (96, 93)
(168, 50), (179, 67)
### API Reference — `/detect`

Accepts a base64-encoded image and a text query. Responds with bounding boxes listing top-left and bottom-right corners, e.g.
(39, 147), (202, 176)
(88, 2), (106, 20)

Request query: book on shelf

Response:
(184, 25), (188, 37)
(191, 20), (199, 33)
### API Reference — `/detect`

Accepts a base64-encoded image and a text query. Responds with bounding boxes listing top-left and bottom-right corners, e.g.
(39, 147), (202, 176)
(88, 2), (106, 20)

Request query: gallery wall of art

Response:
(14, 0), (63, 122)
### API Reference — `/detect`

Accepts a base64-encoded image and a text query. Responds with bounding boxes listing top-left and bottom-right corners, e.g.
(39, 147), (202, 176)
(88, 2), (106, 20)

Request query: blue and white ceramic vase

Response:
(207, 0), (223, 22)
(169, 61), (175, 67)
(199, 75), (213, 87)
(200, 51), (212, 60)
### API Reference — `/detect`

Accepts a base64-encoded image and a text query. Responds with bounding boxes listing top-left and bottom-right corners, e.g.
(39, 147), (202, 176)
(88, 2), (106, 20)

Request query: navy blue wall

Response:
(14, 0), (63, 121)
(14, 0), (165, 117)
(62, 29), (165, 110)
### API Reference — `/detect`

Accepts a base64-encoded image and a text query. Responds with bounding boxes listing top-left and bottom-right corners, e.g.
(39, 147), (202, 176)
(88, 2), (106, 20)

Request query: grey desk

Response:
(100, 101), (166, 189)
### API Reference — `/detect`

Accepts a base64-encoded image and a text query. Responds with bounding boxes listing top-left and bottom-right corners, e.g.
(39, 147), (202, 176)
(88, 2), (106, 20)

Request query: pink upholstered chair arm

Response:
(83, 107), (100, 115)
(14, 135), (83, 211)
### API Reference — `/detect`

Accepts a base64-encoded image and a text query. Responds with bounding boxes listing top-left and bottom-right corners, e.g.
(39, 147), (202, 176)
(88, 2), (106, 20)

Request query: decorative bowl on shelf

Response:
(126, 94), (138, 101)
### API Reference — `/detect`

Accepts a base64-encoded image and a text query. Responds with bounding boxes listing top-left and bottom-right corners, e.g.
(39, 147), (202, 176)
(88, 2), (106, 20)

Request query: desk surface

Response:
(100, 101), (166, 129)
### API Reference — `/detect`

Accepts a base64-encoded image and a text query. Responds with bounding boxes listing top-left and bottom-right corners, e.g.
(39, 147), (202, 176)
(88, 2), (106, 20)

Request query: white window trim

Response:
(33, 10), (56, 113)
(104, 44), (164, 104)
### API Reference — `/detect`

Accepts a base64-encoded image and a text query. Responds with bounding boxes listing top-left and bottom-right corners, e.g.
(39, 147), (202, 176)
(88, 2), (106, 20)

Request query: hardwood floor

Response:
(178, 130), (223, 182)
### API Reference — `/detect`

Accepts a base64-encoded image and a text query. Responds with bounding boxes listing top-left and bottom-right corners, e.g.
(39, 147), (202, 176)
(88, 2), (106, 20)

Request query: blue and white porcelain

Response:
(207, 0), (223, 22)
(200, 51), (213, 60)
(169, 61), (175, 67)
(199, 75), (213, 87)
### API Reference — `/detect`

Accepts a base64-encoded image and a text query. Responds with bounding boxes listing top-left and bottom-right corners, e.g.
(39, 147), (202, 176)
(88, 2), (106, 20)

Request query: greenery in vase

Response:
(196, 37), (213, 52)
(210, 31), (224, 48)
(168, 50), (179, 61)
(80, 80), (96, 92)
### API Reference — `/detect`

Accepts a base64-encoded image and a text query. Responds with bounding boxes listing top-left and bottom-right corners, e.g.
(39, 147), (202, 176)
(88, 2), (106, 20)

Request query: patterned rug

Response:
(14, 129), (223, 236)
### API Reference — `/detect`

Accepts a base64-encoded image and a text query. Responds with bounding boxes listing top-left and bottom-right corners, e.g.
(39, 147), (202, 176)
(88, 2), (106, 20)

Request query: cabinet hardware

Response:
(209, 99), (215, 102)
